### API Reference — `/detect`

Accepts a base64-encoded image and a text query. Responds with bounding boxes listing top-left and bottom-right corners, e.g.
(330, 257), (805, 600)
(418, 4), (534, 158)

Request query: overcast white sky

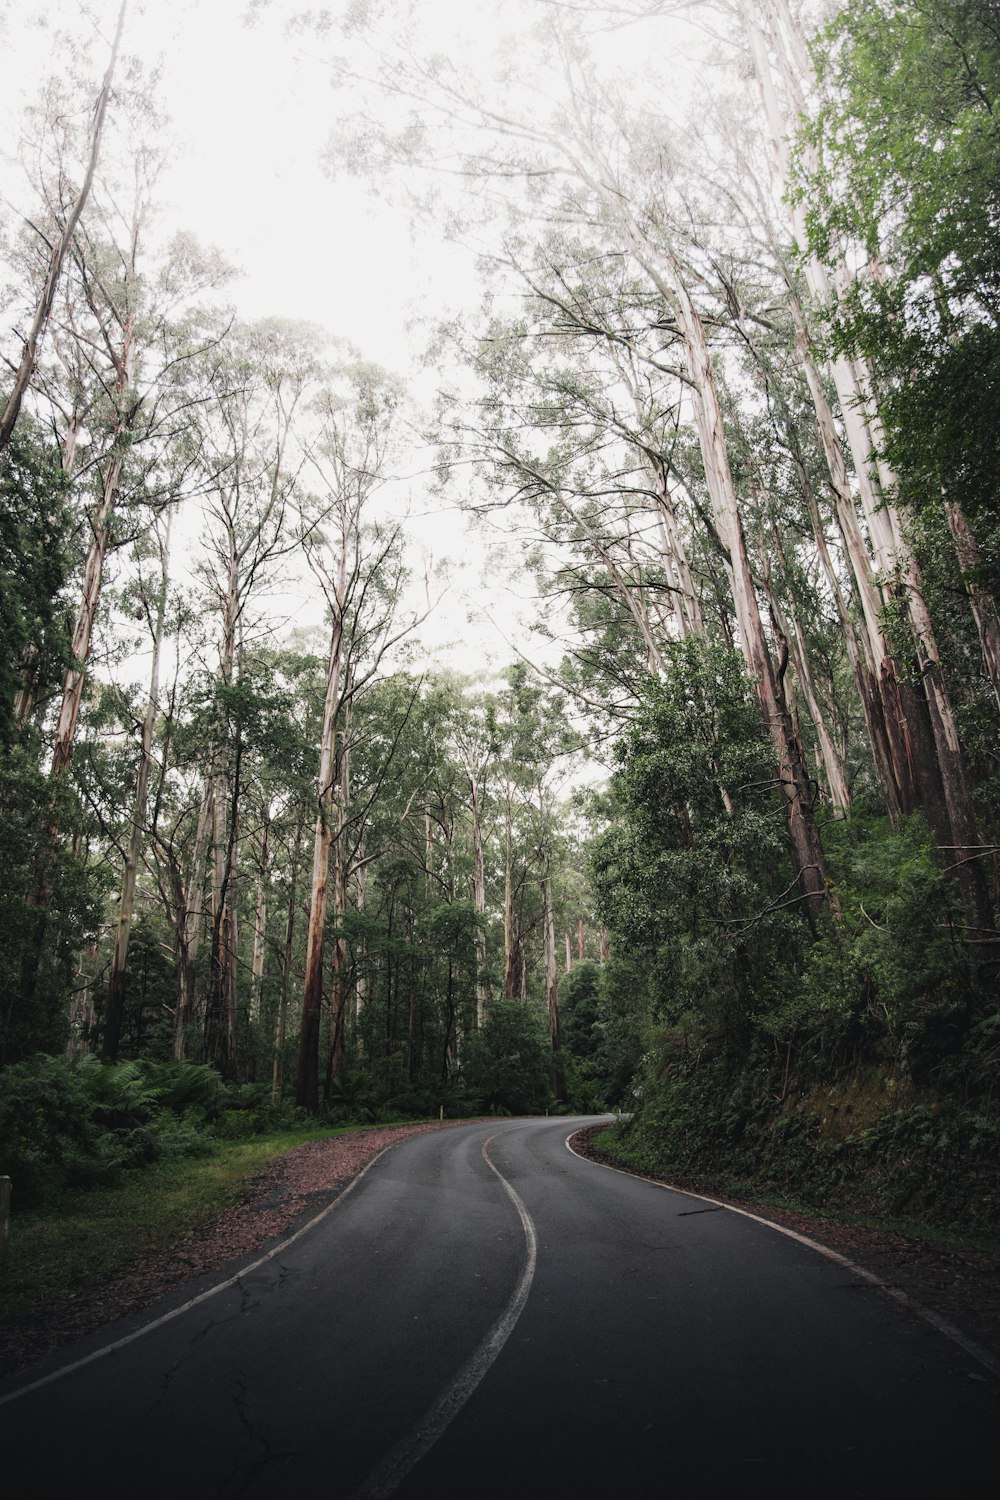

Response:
(0, 0), (718, 692)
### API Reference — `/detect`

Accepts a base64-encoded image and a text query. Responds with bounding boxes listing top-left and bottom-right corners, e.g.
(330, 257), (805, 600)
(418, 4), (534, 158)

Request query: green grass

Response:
(0, 1124), (371, 1323)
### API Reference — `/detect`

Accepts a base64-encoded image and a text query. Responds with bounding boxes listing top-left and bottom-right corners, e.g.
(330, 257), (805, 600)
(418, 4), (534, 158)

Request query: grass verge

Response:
(0, 1124), (365, 1323)
(589, 1126), (1000, 1257)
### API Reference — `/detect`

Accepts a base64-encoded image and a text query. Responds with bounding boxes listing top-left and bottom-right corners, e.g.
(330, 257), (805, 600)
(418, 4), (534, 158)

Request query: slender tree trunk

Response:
(944, 500), (1000, 714)
(469, 773), (488, 1026)
(503, 796), (517, 998)
(272, 810), (305, 1104)
(296, 602), (344, 1111)
(205, 732), (241, 1080)
(354, 859), (368, 1033)
(326, 731), (351, 1097)
(243, 802), (272, 1080)
(406, 902), (416, 1083)
(104, 516), (172, 1059)
(540, 854), (565, 1103)
(764, 577), (850, 815)
(755, 0), (985, 915)
(67, 940), (99, 1059)
(51, 455), (126, 780)
(250, 805), (271, 1029)
(650, 458), (703, 637)
(797, 445), (905, 820)
(174, 783), (213, 1059)
(0, 0), (127, 450)
(665, 253), (830, 922)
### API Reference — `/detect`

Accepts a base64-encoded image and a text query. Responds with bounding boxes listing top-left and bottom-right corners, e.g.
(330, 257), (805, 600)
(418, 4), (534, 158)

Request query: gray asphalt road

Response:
(1, 1116), (997, 1499)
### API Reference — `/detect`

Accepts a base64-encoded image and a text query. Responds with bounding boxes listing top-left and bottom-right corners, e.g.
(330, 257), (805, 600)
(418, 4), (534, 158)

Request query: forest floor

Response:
(574, 1124), (1000, 1370)
(2, 1117), (999, 1381)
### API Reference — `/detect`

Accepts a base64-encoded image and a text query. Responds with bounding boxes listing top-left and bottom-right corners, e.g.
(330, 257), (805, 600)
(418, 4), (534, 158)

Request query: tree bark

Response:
(650, 244), (830, 923)
(540, 853), (565, 1103)
(272, 809), (306, 1104)
(296, 594), (345, 1111)
(503, 795), (517, 998)
(173, 783), (213, 1060)
(469, 772), (488, 1026)
(944, 499), (1000, 715)
(104, 516), (171, 1058)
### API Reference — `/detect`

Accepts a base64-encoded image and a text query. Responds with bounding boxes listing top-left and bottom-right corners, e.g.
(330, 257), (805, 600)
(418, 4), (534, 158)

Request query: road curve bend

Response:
(1, 1115), (996, 1499)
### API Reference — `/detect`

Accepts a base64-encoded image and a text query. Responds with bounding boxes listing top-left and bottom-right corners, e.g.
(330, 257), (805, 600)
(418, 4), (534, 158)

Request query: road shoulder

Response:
(571, 1123), (1000, 1366)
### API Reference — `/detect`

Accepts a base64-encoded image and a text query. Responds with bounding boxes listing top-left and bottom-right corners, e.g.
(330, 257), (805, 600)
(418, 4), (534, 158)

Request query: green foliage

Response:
(0, 754), (107, 1063)
(327, 1068), (379, 1123)
(800, 815), (973, 1068)
(591, 637), (805, 1049)
(461, 1000), (552, 1114)
(0, 427), (71, 748)
(589, 631), (1000, 1232)
(602, 1081), (1000, 1238)
(0, 427), (97, 1062)
(0, 1055), (297, 1207)
(802, 0), (1000, 536)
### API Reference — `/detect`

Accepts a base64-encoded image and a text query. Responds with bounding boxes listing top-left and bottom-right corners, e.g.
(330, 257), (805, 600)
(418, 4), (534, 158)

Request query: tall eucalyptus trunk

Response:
(104, 515), (172, 1058)
(0, 1), (128, 451)
(272, 809), (306, 1104)
(296, 557), (346, 1112)
(468, 772), (488, 1027)
(540, 850), (565, 1103)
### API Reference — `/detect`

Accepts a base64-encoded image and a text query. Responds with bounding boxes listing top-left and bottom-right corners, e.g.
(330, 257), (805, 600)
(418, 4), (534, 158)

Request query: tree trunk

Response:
(469, 773), (488, 1026)
(0, 0), (127, 451)
(272, 809), (306, 1104)
(503, 796), (517, 998)
(755, 0), (985, 917)
(660, 248), (830, 923)
(205, 731), (241, 1080)
(540, 855), (565, 1103)
(944, 499), (1000, 715)
(296, 601), (344, 1111)
(50, 455), (124, 781)
(764, 576), (850, 815)
(104, 516), (171, 1059)
(250, 804), (271, 1030)
(326, 731), (351, 1097)
(173, 783), (213, 1060)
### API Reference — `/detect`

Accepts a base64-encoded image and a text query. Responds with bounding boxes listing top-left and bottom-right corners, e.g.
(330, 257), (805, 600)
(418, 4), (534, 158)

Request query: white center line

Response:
(347, 1127), (539, 1500)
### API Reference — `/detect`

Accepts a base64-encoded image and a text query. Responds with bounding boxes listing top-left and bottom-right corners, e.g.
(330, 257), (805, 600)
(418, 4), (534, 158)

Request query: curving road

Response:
(1, 1116), (997, 1498)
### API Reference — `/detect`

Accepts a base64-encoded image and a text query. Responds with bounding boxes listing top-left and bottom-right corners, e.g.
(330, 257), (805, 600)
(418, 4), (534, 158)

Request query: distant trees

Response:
(2, 0), (998, 1135)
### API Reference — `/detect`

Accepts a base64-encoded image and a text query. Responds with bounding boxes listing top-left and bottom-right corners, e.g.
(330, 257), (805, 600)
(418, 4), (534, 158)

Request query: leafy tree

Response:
(0, 426), (71, 745)
(592, 635), (806, 1053)
(803, 1), (1000, 518)
(461, 999), (552, 1115)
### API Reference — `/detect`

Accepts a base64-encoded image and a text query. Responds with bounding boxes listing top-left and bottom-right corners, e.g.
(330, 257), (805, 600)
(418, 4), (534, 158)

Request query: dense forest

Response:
(1, 0), (998, 1232)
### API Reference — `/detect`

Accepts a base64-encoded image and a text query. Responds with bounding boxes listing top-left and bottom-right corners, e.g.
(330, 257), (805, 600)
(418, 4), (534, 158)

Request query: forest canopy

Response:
(1, 0), (998, 1228)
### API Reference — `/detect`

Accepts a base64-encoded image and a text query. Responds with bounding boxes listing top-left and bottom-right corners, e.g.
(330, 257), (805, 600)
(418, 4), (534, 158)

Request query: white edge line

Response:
(0, 1137), (403, 1409)
(347, 1126), (538, 1500)
(565, 1128), (1000, 1381)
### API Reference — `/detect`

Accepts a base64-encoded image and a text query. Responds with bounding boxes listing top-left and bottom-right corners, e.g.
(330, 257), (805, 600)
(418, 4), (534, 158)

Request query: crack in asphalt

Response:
(217, 1375), (296, 1498)
(144, 1264), (292, 1417)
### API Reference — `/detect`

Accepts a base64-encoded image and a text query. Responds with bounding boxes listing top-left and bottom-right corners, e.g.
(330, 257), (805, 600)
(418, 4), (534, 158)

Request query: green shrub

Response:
(0, 1054), (266, 1206)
